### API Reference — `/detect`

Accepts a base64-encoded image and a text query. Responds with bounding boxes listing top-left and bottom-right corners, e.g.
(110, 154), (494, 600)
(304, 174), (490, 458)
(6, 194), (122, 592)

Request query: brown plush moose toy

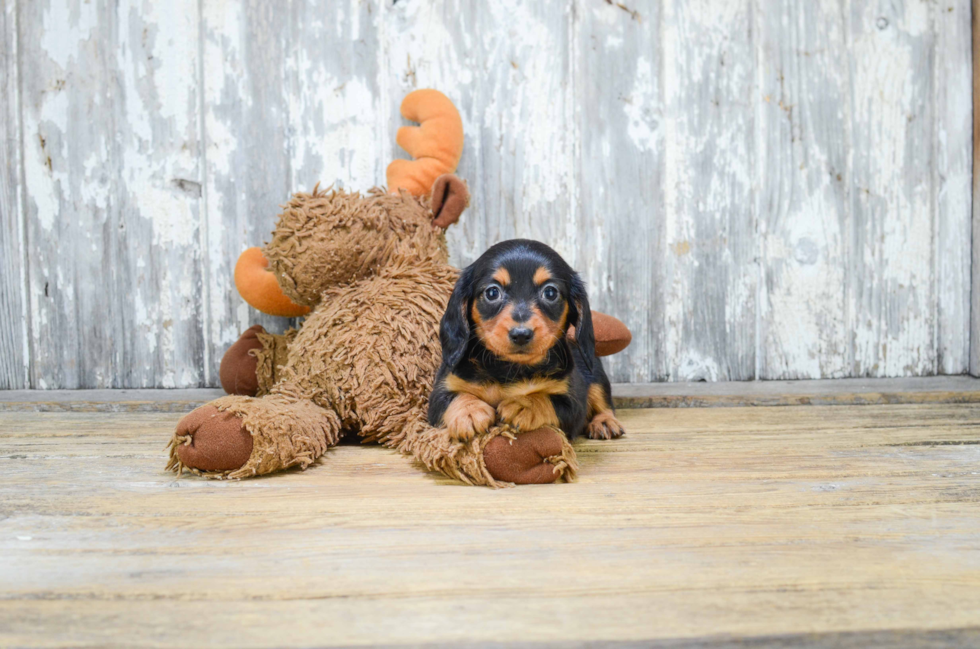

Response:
(167, 89), (631, 487)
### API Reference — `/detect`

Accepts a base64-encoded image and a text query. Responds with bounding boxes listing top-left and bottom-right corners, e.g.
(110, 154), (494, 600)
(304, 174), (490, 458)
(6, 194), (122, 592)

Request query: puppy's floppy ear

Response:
(569, 274), (595, 372)
(440, 263), (476, 369)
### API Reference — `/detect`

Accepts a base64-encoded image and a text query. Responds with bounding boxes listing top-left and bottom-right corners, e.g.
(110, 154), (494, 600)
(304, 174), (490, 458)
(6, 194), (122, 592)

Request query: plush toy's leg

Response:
(167, 394), (342, 479)
(219, 325), (297, 396)
(219, 325), (265, 395)
(397, 422), (578, 488)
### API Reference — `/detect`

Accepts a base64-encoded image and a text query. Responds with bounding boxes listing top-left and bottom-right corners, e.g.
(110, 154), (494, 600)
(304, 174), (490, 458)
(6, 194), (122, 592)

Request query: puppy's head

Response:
(440, 239), (594, 368)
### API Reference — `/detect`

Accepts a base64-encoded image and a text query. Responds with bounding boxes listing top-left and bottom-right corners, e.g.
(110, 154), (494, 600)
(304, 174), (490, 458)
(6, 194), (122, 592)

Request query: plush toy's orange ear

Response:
(234, 247), (310, 317)
(386, 89), (464, 196)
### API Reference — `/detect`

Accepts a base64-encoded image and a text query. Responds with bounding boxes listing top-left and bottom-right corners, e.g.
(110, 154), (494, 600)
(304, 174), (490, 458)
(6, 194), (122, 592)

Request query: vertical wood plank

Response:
(934, 0), (972, 375)
(384, 0), (577, 271)
(0, 0), (29, 389)
(202, 0), (384, 387)
(7, 0), (975, 386)
(201, 0), (295, 385)
(574, 0), (665, 383)
(662, 0), (757, 381)
(113, 0), (205, 388)
(757, 0), (850, 379)
(20, 0), (203, 388)
(382, 0), (481, 265)
(19, 0), (106, 388)
(971, 0), (980, 377)
(283, 0), (385, 194)
(849, 0), (936, 377)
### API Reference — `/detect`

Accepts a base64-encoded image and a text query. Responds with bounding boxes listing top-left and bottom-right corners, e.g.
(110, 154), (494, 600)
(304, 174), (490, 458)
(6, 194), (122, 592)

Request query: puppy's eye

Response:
(484, 286), (501, 302)
(542, 285), (560, 302)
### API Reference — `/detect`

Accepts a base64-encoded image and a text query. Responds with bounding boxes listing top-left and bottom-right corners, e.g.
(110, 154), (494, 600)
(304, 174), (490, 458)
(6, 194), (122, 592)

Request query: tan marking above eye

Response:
(533, 266), (551, 285)
(492, 267), (511, 286)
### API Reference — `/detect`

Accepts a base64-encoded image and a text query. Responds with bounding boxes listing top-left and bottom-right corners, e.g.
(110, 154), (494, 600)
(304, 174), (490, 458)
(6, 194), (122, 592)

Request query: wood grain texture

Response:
(201, 0), (298, 385)
(662, 0), (757, 381)
(757, 0), (849, 380)
(935, 0), (973, 375)
(18, 0), (205, 388)
(972, 0), (980, 378)
(850, 1), (938, 377)
(1, 404), (979, 646)
(575, 0), (665, 383)
(2, 0), (975, 387)
(0, 0), (28, 389)
(284, 0), (385, 194)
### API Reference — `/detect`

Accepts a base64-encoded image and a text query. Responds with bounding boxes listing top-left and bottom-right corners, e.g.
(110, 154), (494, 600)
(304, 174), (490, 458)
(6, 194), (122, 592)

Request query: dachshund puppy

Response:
(428, 239), (625, 442)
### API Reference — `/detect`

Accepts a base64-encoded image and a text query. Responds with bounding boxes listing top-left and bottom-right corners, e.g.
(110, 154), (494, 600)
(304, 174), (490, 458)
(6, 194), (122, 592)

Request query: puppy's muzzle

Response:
(508, 327), (534, 346)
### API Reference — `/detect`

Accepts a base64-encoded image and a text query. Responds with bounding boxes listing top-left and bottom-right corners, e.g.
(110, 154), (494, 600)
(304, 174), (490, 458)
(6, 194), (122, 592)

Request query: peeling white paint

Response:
(6, 0), (973, 388)
(624, 57), (659, 153)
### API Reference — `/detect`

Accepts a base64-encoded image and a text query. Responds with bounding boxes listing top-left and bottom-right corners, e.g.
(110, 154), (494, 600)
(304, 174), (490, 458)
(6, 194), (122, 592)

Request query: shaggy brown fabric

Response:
(167, 183), (581, 487)
(253, 328), (297, 396)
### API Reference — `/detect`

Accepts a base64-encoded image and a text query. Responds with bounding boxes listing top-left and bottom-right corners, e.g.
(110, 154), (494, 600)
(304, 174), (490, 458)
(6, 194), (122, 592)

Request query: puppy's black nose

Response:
(508, 327), (533, 346)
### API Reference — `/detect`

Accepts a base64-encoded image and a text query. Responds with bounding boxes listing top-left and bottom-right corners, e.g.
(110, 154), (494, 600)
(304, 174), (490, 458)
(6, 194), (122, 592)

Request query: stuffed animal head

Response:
(234, 89), (467, 317)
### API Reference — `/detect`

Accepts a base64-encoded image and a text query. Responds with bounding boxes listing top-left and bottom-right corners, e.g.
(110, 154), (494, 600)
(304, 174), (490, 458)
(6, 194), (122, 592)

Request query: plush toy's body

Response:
(167, 90), (629, 486)
(169, 185), (578, 485)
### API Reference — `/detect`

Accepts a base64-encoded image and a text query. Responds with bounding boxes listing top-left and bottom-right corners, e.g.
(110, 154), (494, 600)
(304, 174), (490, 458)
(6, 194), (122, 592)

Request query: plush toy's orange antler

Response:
(387, 89), (464, 196)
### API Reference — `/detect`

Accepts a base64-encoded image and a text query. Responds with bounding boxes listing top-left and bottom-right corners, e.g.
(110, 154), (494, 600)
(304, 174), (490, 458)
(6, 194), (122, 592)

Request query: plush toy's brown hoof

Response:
(483, 428), (573, 485)
(219, 325), (266, 396)
(173, 405), (253, 473)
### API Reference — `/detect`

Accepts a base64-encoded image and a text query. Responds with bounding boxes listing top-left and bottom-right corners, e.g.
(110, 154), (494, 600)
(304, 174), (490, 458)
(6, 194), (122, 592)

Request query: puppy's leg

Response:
(496, 393), (559, 432)
(442, 393), (496, 441)
(496, 379), (568, 432)
(586, 383), (625, 440)
(428, 375), (496, 441)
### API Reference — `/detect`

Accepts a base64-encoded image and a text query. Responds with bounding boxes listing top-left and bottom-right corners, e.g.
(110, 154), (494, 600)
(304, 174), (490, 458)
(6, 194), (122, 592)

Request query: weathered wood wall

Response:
(0, 0), (973, 388)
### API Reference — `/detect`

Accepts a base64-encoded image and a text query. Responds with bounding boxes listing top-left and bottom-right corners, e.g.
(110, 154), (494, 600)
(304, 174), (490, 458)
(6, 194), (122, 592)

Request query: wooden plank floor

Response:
(1, 403), (980, 647)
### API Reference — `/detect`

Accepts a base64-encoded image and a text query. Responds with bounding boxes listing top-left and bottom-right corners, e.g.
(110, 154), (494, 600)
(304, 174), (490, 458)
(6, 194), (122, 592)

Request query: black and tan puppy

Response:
(428, 239), (625, 442)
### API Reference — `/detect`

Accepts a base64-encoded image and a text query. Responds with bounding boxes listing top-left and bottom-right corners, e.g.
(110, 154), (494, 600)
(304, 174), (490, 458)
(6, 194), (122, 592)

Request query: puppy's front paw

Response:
(587, 411), (626, 440)
(444, 394), (496, 441)
(497, 395), (558, 432)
